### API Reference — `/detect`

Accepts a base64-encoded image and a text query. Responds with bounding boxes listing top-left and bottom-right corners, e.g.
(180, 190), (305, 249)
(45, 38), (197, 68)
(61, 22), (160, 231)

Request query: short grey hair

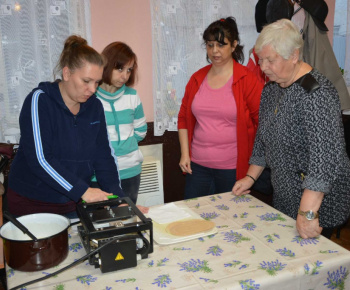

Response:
(255, 19), (304, 61)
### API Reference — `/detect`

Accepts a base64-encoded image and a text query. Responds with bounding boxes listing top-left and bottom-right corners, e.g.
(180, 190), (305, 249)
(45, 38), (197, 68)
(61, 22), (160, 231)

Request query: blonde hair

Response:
(255, 19), (303, 60)
(54, 35), (105, 77)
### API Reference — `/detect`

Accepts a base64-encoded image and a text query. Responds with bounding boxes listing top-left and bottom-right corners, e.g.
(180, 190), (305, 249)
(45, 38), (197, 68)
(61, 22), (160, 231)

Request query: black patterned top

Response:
(250, 69), (350, 228)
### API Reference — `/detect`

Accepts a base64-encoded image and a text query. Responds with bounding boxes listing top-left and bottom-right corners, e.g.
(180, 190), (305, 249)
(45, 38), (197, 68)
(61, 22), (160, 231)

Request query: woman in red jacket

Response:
(178, 17), (263, 199)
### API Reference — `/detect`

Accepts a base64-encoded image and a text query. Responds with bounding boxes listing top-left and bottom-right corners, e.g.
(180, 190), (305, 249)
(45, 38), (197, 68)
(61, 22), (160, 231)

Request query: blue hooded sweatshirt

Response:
(9, 81), (124, 205)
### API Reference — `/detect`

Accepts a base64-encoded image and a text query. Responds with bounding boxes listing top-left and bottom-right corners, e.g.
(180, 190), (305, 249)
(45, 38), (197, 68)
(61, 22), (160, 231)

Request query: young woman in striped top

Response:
(91, 42), (147, 205)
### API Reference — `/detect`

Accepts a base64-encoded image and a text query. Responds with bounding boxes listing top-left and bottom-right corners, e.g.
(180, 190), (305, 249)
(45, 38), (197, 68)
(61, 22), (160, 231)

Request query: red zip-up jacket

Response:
(178, 61), (263, 179)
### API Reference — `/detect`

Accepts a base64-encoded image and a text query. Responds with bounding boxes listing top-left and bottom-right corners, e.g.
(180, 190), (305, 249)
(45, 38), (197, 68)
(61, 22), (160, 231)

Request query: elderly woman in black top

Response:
(232, 19), (350, 239)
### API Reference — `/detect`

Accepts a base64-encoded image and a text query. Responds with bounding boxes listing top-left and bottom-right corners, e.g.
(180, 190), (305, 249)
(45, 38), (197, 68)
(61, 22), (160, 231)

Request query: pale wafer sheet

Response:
(150, 207), (218, 245)
(165, 219), (215, 236)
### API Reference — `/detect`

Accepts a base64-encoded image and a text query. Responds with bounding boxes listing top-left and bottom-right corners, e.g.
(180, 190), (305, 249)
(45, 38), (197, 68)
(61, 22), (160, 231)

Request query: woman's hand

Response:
(81, 187), (112, 203)
(232, 177), (254, 196)
(297, 189), (324, 238)
(296, 215), (322, 239)
(178, 129), (192, 174)
(179, 154), (192, 174)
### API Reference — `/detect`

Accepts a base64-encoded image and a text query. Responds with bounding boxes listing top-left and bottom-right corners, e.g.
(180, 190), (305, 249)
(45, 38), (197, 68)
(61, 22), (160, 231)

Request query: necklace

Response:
(274, 91), (285, 115)
(274, 62), (302, 115)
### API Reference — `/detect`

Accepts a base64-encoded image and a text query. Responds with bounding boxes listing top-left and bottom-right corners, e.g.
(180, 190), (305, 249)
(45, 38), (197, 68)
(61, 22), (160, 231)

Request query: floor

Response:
(0, 269), (5, 290)
(331, 219), (350, 250)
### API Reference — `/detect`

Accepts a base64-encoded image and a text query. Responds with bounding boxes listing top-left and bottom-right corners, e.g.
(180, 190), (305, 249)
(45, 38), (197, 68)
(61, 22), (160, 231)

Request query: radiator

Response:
(137, 159), (164, 207)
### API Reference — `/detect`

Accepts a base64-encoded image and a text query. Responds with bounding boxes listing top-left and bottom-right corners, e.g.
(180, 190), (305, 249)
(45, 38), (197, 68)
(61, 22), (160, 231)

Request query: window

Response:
(333, 0), (348, 83)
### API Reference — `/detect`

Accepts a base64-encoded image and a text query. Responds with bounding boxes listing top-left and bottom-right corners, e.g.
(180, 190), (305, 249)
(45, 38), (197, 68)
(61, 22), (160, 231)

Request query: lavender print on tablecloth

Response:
(239, 278), (260, 289)
(304, 261), (323, 275)
(320, 250), (339, 254)
(156, 258), (169, 267)
(173, 247), (191, 251)
(230, 196), (252, 203)
(324, 266), (349, 289)
(278, 224), (294, 228)
(69, 242), (83, 252)
(209, 195), (222, 202)
(206, 245), (223, 256)
(7, 269), (14, 278)
(258, 213), (286, 222)
(291, 236), (320, 246)
(276, 247), (295, 258)
(199, 277), (218, 284)
(198, 234), (217, 242)
(240, 212), (248, 218)
(265, 233), (280, 243)
(178, 259), (212, 273)
(115, 278), (136, 283)
(223, 230), (250, 243)
(152, 274), (172, 288)
(239, 264), (249, 270)
(200, 212), (220, 220)
(215, 204), (229, 210)
(76, 275), (97, 285)
(224, 260), (242, 268)
(242, 222), (256, 231)
(148, 260), (154, 267)
(259, 260), (287, 276)
(251, 245), (256, 254)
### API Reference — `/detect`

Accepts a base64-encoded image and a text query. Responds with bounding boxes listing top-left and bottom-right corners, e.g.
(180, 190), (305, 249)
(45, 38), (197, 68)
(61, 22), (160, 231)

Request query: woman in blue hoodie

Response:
(8, 35), (125, 218)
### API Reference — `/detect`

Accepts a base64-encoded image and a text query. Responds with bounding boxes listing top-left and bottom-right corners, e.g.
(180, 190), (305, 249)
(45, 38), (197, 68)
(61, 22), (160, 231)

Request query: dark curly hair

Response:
(202, 17), (244, 64)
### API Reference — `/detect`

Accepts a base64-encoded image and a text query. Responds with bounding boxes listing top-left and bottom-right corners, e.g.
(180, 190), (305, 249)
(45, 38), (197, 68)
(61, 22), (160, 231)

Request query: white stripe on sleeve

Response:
(31, 90), (73, 191)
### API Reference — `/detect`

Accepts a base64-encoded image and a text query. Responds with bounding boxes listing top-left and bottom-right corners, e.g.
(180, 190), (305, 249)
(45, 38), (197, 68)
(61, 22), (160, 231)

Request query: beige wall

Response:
(90, 0), (336, 123)
(90, 0), (153, 121)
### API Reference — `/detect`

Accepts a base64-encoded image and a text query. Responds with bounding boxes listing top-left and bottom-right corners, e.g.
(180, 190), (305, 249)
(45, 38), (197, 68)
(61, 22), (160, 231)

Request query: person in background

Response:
(232, 19), (350, 239)
(7, 35), (125, 218)
(91, 42), (147, 205)
(178, 17), (263, 199)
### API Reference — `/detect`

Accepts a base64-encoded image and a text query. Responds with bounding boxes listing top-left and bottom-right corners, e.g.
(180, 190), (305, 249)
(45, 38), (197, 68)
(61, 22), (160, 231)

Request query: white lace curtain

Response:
(0, 0), (91, 143)
(150, 0), (259, 136)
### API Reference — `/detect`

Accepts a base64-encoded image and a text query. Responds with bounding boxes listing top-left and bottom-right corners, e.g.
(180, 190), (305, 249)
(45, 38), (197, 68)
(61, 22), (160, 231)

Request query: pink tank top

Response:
(191, 75), (237, 169)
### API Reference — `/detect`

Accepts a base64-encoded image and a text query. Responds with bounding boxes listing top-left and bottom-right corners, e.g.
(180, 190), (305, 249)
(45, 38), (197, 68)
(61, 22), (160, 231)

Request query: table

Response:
(6, 192), (350, 289)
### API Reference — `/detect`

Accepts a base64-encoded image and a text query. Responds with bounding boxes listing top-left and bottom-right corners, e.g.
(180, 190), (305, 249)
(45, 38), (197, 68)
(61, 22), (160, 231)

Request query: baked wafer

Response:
(165, 219), (215, 236)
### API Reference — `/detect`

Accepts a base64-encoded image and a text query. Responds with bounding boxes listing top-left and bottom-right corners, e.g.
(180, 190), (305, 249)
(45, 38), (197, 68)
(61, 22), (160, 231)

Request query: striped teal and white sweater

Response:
(93, 84), (147, 180)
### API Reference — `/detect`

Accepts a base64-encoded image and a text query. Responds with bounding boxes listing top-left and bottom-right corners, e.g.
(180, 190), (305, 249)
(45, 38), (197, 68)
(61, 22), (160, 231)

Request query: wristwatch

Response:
(298, 209), (319, 220)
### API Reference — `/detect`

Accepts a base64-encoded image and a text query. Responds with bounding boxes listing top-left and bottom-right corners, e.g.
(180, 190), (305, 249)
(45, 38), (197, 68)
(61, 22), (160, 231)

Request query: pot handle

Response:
(3, 211), (38, 241)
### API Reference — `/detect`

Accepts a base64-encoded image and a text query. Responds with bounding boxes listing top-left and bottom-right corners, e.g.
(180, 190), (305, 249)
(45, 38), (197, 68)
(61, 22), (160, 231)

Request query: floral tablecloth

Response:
(7, 192), (350, 289)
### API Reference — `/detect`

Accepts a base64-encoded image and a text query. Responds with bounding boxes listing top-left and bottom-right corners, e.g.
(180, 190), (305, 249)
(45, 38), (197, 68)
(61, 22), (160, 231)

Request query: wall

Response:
(90, 0), (153, 121)
(91, 0), (336, 124)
